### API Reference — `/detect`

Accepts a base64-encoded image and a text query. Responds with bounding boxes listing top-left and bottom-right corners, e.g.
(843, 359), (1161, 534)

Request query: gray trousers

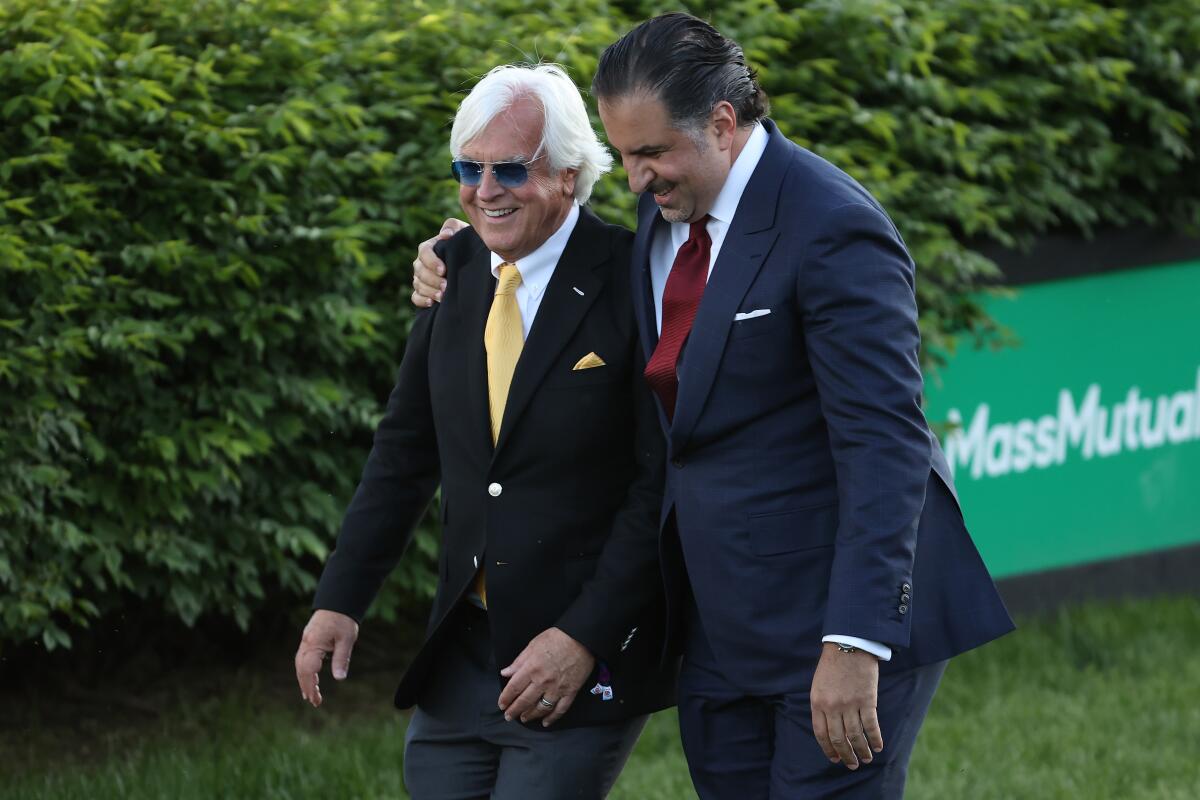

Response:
(403, 604), (649, 800)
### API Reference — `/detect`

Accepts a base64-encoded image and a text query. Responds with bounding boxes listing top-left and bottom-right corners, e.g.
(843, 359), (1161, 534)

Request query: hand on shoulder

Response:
(411, 218), (469, 307)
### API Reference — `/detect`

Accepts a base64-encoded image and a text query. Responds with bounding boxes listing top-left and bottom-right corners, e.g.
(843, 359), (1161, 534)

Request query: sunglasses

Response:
(450, 155), (546, 189)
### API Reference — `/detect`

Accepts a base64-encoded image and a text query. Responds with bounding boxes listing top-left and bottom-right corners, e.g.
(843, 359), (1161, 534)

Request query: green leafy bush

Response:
(706, 0), (1200, 360)
(2, 0), (1197, 650)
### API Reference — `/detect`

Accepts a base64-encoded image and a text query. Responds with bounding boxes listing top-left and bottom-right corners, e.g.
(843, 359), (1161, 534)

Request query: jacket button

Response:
(901, 593), (911, 604)
(488, 483), (502, 497)
(902, 582), (912, 594)
(898, 604), (909, 615)
(672, 458), (685, 469)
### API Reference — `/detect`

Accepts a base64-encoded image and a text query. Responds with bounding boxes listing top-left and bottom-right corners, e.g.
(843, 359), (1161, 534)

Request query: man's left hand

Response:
(810, 642), (884, 770)
(498, 627), (595, 728)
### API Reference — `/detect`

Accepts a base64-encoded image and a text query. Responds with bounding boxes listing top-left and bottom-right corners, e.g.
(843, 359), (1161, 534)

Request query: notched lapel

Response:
(631, 195), (662, 364)
(670, 229), (778, 450)
(669, 121), (793, 451)
(632, 196), (673, 435)
(492, 209), (611, 456)
(454, 236), (497, 455)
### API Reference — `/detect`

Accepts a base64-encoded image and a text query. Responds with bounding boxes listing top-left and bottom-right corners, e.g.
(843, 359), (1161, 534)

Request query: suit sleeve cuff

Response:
(823, 634), (893, 661)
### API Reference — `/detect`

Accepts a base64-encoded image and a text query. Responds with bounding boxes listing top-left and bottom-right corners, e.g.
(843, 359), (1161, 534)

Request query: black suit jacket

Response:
(313, 208), (676, 727)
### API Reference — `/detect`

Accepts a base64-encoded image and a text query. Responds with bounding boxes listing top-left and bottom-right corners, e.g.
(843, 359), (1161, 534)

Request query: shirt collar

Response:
(707, 122), (769, 226)
(490, 203), (580, 295)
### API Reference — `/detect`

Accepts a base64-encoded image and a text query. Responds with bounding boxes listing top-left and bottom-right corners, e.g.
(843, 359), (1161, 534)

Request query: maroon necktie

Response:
(645, 217), (712, 421)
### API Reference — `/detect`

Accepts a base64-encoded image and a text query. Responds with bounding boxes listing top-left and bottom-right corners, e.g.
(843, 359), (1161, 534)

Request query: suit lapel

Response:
(669, 121), (792, 453)
(492, 207), (611, 456)
(631, 194), (661, 364)
(455, 234), (496, 456)
(632, 194), (679, 435)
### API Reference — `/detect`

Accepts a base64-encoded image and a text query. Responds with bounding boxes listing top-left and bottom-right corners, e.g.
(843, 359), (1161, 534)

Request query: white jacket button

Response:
(488, 483), (502, 497)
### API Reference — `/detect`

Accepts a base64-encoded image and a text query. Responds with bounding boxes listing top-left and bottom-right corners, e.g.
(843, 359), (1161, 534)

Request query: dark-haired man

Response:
(413, 13), (1013, 798)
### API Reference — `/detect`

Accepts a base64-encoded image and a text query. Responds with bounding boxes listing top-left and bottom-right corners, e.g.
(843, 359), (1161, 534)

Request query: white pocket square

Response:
(734, 309), (772, 321)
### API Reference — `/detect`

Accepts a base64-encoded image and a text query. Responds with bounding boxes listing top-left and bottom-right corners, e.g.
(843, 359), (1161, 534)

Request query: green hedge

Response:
(1, 0), (1197, 650)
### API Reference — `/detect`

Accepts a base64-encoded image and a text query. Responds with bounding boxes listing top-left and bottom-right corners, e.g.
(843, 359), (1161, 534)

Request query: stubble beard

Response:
(658, 205), (693, 224)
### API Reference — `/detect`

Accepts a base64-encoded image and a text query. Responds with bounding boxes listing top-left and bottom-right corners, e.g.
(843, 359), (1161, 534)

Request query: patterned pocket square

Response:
(572, 352), (606, 370)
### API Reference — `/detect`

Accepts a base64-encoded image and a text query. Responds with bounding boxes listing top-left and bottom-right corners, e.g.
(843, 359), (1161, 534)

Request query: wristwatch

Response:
(833, 642), (859, 654)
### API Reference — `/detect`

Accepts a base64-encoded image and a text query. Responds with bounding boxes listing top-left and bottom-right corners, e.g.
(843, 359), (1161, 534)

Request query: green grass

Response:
(909, 595), (1200, 799)
(4, 597), (1199, 799)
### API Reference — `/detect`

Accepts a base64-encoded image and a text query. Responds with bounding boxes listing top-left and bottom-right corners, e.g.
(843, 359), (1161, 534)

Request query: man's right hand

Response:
(294, 609), (359, 708)
(411, 218), (469, 307)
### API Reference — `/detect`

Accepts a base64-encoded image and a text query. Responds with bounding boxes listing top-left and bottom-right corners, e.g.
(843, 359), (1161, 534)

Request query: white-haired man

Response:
(293, 65), (676, 799)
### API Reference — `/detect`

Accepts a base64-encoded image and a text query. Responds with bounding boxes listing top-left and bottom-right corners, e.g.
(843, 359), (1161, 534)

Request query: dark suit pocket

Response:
(748, 503), (838, 556)
(544, 366), (622, 389)
(727, 311), (783, 341)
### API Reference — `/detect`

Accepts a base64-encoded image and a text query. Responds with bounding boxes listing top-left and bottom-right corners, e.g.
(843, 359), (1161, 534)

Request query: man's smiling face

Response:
(458, 97), (576, 262)
(598, 93), (731, 224)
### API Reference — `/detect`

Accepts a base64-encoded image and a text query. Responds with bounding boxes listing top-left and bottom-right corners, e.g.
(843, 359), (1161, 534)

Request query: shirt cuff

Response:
(822, 634), (893, 661)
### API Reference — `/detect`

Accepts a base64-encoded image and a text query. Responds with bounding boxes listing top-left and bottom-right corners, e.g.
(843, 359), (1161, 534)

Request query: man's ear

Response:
(560, 167), (579, 198)
(711, 101), (738, 151)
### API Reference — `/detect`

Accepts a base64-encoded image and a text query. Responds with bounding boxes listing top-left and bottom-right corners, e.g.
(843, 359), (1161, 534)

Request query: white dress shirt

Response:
(647, 123), (892, 662)
(488, 203), (579, 339)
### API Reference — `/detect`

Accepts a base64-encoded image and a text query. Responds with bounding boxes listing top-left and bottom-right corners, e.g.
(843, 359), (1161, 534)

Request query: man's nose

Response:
(617, 156), (646, 194)
(477, 167), (505, 201)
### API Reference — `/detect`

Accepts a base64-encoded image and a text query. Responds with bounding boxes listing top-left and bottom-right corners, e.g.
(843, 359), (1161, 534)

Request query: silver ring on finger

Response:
(538, 696), (557, 709)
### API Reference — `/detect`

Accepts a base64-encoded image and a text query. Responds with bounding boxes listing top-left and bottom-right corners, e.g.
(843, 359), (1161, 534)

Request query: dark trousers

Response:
(677, 596), (947, 799)
(403, 604), (648, 800)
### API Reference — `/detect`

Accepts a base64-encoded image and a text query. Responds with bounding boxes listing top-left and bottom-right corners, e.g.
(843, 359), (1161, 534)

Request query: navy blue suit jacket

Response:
(632, 120), (1014, 694)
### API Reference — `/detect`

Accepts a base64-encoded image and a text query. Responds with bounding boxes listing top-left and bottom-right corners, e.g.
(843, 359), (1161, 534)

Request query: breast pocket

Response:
(728, 310), (784, 342)
(544, 364), (624, 389)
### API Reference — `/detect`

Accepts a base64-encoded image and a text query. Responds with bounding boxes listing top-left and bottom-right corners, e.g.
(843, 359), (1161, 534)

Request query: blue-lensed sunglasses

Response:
(450, 155), (545, 189)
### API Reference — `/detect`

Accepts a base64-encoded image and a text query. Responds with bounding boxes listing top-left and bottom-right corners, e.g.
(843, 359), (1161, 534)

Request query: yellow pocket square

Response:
(572, 352), (606, 370)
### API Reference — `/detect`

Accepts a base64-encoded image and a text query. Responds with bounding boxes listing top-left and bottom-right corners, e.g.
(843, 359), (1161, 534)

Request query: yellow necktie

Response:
(485, 263), (524, 444)
(475, 262), (523, 607)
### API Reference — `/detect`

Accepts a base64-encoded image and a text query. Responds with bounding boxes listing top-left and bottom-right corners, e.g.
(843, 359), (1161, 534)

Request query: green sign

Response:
(925, 259), (1200, 577)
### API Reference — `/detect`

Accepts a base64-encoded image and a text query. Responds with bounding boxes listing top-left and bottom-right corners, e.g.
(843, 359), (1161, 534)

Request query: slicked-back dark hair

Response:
(592, 12), (769, 130)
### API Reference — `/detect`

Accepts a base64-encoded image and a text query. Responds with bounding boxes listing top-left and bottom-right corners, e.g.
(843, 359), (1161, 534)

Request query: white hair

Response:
(450, 64), (612, 204)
